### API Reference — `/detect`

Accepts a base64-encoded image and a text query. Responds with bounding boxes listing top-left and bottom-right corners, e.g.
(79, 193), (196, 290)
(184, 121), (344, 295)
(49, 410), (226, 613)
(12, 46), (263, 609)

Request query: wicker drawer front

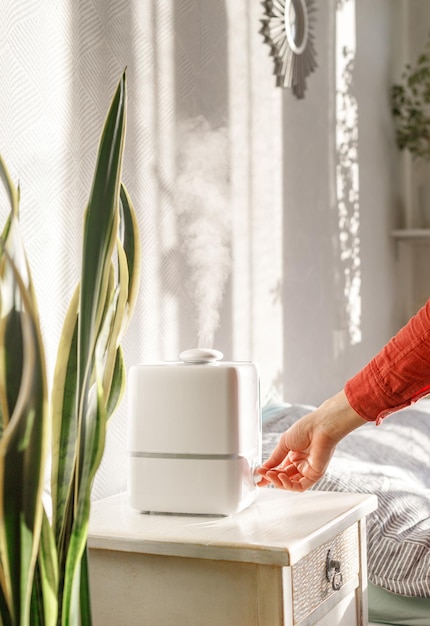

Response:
(292, 524), (359, 623)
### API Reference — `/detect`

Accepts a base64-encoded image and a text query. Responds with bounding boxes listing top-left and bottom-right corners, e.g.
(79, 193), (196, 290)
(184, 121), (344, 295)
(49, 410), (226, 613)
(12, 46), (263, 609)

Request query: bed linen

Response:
(262, 401), (430, 601)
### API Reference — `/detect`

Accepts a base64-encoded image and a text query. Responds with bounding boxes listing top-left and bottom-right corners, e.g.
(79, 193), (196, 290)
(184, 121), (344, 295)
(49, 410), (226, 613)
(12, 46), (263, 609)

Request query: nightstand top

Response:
(88, 489), (377, 566)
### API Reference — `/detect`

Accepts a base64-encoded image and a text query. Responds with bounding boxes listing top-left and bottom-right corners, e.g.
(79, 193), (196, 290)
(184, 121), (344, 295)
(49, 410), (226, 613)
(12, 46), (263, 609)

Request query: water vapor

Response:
(175, 117), (231, 349)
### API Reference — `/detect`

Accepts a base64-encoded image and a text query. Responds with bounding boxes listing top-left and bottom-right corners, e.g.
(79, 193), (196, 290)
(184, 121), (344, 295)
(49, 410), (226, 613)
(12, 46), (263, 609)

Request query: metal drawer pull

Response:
(326, 549), (343, 590)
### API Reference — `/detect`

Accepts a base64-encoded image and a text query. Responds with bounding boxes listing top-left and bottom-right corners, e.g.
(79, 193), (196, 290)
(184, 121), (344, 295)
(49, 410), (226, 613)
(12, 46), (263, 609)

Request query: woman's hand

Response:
(256, 390), (366, 491)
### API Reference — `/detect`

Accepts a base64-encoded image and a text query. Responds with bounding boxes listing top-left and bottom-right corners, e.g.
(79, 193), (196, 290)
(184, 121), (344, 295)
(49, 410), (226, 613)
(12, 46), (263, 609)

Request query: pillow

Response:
(262, 402), (430, 598)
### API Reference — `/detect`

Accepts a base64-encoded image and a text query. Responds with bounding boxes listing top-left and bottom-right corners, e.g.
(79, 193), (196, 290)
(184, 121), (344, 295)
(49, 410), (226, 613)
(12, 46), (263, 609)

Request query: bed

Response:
(262, 400), (430, 626)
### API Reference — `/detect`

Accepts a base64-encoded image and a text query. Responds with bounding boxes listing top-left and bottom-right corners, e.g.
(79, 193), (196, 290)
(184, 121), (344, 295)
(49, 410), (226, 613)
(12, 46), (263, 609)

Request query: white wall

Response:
(120, 0), (406, 412)
(205, 0), (404, 408)
(275, 0), (402, 404)
(0, 0), (409, 497)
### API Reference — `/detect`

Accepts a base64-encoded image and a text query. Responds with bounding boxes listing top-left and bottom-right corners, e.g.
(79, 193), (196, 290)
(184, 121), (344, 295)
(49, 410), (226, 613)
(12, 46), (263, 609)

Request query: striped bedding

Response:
(262, 401), (430, 598)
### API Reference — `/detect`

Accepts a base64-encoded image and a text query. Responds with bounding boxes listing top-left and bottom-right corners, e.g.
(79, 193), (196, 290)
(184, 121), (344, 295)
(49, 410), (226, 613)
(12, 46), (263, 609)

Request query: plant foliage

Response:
(392, 33), (430, 161)
(0, 71), (140, 626)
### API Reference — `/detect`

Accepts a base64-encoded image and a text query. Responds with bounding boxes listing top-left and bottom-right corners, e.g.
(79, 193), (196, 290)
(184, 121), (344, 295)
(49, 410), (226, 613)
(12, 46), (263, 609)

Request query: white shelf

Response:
(391, 229), (430, 240)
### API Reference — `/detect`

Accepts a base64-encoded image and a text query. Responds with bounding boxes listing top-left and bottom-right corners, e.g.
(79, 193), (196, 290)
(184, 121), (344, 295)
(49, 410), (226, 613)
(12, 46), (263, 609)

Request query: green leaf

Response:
(0, 69), (141, 626)
(0, 247), (48, 626)
(30, 510), (58, 626)
(49, 71), (133, 626)
(61, 376), (105, 626)
(119, 184), (141, 322)
(0, 155), (19, 217)
(99, 250), (128, 402)
(105, 347), (126, 421)
(392, 34), (430, 158)
(77, 71), (127, 403)
(78, 548), (92, 626)
(50, 287), (79, 546)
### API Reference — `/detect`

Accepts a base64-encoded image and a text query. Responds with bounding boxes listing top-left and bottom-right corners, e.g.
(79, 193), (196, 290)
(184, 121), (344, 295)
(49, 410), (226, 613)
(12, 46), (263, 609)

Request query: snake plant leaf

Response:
(61, 373), (105, 626)
(0, 578), (12, 626)
(0, 154), (19, 218)
(49, 71), (140, 626)
(0, 161), (48, 625)
(119, 184), (141, 324)
(0, 156), (37, 314)
(30, 510), (58, 626)
(50, 286), (79, 545)
(0, 168), (36, 438)
(77, 71), (126, 404)
(99, 182), (142, 422)
(57, 82), (128, 620)
(52, 67), (125, 531)
(105, 346), (126, 421)
(78, 548), (92, 626)
(62, 278), (119, 626)
(0, 68), (140, 626)
(100, 247), (128, 403)
(0, 247), (48, 626)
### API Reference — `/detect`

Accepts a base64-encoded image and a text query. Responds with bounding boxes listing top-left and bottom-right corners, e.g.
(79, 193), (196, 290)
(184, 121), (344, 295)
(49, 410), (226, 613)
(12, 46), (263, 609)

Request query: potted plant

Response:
(391, 35), (430, 225)
(0, 70), (140, 625)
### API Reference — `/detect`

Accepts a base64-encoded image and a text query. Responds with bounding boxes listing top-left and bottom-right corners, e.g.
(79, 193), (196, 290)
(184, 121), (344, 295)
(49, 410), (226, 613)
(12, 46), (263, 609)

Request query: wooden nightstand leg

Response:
(255, 565), (293, 626)
(357, 518), (369, 626)
(281, 567), (294, 626)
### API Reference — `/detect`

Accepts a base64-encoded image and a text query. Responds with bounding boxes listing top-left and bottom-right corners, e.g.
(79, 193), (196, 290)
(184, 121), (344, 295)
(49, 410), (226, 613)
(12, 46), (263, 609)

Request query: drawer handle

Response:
(326, 549), (343, 591)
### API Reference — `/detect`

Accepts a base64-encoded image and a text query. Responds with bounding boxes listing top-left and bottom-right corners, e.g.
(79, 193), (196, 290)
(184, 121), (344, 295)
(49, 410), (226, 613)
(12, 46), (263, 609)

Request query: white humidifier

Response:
(127, 348), (262, 515)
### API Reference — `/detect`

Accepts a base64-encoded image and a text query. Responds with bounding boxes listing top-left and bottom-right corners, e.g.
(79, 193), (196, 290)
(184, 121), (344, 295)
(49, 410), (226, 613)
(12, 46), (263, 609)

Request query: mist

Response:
(175, 116), (231, 349)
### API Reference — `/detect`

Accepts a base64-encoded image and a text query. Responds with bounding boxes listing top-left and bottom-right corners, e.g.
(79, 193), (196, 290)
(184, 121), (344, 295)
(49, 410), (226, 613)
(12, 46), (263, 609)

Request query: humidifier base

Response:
(128, 455), (259, 516)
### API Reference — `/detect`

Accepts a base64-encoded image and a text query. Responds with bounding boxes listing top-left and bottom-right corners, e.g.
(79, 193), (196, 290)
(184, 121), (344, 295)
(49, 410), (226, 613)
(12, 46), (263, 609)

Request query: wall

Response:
(281, 0), (401, 404)
(0, 0), (405, 498)
(395, 1), (430, 319)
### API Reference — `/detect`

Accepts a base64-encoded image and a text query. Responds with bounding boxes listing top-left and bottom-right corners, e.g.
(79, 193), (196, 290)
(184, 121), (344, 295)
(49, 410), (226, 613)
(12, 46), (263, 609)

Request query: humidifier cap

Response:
(179, 348), (223, 364)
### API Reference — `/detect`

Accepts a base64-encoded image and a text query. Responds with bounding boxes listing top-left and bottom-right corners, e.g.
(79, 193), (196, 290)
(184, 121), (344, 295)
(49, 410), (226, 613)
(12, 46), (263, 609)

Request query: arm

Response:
(345, 298), (430, 424)
(258, 299), (430, 490)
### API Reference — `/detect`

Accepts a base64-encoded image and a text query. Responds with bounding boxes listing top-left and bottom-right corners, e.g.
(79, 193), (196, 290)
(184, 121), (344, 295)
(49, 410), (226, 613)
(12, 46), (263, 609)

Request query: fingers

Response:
(257, 461), (318, 492)
(256, 457), (294, 486)
(266, 468), (317, 491)
(257, 449), (296, 477)
(259, 433), (290, 471)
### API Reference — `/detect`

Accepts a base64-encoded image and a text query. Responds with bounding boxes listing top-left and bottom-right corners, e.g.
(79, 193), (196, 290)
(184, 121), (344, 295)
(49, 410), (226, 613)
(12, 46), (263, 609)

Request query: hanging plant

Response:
(392, 35), (430, 161)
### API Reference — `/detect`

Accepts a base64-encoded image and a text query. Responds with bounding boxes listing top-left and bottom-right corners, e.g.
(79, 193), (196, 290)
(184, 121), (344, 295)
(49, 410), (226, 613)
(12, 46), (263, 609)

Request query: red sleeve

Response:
(344, 299), (430, 424)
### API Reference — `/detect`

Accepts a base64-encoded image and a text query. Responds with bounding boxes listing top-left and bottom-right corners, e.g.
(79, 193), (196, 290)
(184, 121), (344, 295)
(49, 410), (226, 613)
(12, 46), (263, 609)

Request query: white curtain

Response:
(0, 0), (283, 499)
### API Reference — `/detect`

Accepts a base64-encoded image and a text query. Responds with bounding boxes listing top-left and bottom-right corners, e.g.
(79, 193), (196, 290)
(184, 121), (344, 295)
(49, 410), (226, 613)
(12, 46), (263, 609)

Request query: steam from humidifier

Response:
(176, 117), (231, 349)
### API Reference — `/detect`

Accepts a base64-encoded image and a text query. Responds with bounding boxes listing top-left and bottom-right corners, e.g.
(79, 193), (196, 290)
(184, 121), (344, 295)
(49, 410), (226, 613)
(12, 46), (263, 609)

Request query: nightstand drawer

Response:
(292, 524), (360, 623)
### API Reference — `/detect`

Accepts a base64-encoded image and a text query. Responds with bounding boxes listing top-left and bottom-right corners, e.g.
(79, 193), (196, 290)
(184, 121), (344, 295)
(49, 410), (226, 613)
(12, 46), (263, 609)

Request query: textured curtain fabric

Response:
(0, 0), (283, 499)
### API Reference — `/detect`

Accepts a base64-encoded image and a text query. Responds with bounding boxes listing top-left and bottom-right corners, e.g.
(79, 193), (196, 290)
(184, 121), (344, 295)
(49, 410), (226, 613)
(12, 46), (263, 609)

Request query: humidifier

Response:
(127, 348), (262, 515)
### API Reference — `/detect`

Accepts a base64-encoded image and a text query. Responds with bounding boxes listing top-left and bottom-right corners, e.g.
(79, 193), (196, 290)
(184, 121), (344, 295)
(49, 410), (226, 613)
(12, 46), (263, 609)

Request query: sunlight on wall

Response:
(336, 0), (362, 345)
(127, 0), (283, 403)
(226, 1), (284, 403)
(130, 0), (179, 361)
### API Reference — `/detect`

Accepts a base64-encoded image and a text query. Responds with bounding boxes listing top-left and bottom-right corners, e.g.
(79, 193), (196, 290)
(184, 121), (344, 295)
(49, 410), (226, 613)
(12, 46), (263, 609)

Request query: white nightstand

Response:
(88, 489), (377, 626)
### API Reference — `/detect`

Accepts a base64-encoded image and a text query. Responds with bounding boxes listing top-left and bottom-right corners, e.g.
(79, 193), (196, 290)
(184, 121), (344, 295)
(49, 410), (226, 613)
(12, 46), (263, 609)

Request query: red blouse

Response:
(344, 299), (430, 424)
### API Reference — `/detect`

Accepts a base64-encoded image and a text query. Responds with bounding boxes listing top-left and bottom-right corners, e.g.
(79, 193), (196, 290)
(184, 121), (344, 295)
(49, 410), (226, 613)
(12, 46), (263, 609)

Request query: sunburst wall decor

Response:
(261, 0), (318, 99)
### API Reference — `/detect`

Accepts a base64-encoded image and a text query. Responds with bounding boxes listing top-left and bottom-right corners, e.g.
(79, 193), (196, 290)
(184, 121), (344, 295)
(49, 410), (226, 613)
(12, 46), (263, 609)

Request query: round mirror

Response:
(284, 0), (309, 55)
(262, 0), (317, 99)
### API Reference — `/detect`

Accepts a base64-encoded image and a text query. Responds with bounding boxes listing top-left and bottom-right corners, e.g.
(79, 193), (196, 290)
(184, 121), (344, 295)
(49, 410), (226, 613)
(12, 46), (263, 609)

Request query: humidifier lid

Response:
(179, 348), (223, 364)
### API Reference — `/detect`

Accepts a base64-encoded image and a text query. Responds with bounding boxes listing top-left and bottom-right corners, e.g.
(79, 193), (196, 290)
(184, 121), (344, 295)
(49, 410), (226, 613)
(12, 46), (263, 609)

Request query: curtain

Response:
(0, 0), (283, 499)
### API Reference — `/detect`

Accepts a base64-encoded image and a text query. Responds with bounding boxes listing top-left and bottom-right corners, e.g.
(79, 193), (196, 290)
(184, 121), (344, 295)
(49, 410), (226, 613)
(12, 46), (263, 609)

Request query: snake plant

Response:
(0, 71), (141, 625)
